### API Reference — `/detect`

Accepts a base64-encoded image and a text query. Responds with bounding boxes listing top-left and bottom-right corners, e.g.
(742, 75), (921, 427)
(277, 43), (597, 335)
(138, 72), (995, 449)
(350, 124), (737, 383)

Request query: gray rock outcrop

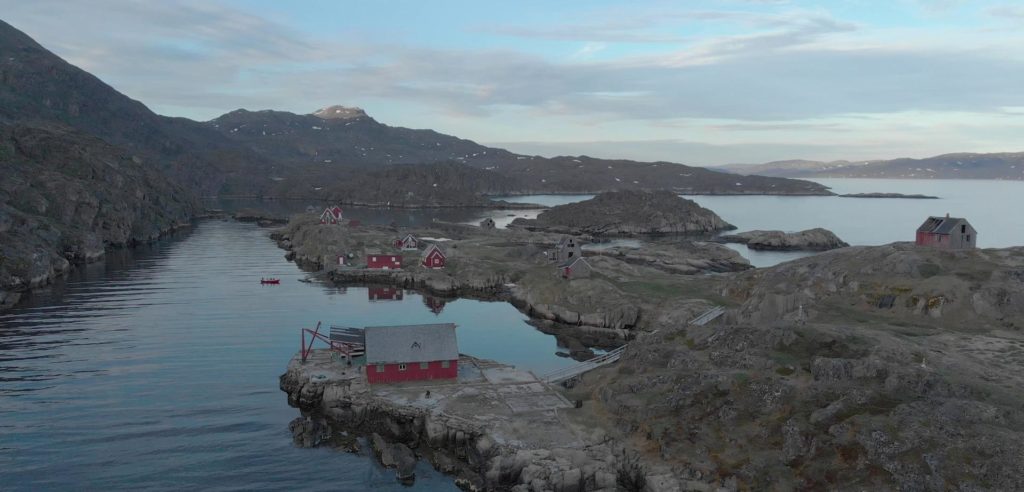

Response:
(720, 228), (849, 251)
(509, 190), (735, 236)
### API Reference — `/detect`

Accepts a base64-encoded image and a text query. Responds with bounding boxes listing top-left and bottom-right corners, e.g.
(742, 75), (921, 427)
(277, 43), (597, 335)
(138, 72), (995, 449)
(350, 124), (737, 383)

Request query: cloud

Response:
(1, 1), (1022, 163)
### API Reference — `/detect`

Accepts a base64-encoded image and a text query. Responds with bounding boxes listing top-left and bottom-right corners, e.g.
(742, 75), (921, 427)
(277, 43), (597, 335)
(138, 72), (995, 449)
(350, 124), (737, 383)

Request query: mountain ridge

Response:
(720, 152), (1024, 180)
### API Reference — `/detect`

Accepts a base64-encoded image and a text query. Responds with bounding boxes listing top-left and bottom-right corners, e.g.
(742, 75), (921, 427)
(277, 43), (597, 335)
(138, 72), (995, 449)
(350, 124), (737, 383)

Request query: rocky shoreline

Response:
(280, 350), (703, 491)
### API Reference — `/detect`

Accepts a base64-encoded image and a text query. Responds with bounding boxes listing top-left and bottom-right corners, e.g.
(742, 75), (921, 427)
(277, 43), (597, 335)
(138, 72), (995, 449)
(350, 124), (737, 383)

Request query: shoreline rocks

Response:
(719, 228), (849, 251)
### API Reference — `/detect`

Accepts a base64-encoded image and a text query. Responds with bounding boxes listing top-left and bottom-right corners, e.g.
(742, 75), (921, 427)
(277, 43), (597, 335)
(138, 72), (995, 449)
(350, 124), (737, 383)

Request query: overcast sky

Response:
(3, 0), (1024, 165)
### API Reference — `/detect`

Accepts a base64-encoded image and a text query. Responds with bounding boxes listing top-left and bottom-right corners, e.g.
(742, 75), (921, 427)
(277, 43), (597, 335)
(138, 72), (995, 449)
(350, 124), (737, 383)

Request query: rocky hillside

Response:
(267, 161), (527, 207)
(0, 19), (285, 197)
(509, 190), (735, 235)
(0, 123), (196, 309)
(570, 243), (1024, 490)
(723, 152), (1024, 180)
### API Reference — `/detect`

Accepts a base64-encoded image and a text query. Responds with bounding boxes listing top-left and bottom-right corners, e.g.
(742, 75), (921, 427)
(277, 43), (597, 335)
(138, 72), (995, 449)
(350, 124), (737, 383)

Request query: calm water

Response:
(0, 220), (581, 491)
(493, 179), (1024, 267)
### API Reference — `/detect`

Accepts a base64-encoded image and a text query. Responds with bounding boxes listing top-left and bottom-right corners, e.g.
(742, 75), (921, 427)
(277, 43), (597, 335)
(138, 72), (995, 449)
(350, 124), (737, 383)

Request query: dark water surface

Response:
(0, 220), (579, 491)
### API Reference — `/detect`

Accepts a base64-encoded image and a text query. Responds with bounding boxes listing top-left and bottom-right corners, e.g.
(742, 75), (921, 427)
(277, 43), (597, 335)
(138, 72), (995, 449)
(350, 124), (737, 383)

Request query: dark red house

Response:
(421, 244), (447, 269)
(365, 323), (459, 384)
(319, 205), (343, 224)
(916, 214), (977, 250)
(367, 254), (402, 269)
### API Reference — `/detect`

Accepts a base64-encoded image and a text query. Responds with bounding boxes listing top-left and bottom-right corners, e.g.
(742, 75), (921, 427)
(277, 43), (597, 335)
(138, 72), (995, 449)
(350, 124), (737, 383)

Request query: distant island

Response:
(839, 192), (939, 199)
(719, 152), (1024, 180)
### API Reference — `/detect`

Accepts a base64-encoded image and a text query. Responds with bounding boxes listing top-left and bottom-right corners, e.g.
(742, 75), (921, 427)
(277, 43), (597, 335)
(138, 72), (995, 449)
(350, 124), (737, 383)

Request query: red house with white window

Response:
(365, 323), (459, 384)
(366, 254), (402, 269)
(421, 244), (447, 269)
(319, 205), (343, 224)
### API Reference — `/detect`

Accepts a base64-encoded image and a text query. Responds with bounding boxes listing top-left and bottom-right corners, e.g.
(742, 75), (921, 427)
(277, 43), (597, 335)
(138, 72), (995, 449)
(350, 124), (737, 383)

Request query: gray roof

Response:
(364, 323), (458, 364)
(917, 216), (970, 234)
(559, 257), (593, 269)
(421, 243), (446, 259)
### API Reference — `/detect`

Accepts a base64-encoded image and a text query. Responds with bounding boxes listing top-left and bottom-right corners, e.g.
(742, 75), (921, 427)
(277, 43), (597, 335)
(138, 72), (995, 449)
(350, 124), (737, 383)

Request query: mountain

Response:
(722, 153), (1024, 180)
(0, 19), (280, 196)
(209, 107), (833, 196)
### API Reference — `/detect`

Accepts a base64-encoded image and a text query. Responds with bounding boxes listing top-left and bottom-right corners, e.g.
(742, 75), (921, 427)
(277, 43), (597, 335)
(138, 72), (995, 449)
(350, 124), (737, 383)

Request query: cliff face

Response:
(510, 190), (735, 236)
(0, 124), (197, 309)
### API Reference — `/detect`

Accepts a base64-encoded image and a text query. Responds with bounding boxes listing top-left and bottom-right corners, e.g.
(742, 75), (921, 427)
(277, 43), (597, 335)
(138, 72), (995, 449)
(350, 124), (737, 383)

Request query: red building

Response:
(365, 323), (459, 384)
(916, 214), (977, 250)
(319, 205), (343, 224)
(368, 286), (404, 301)
(367, 254), (402, 269)
(394, 233), (420, 250)
(421, 244), (447, 269)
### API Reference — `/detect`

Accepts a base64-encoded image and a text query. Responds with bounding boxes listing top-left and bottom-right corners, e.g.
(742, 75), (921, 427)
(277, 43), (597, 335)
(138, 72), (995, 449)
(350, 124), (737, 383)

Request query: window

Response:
(376, 364), (384, 373)
(441, 360), (450, 369)
(961, 225), (966, 233)
(371, 256), (376, 261)
(420, 362), (429, 370)
(398, 363), (407, 371)
(966, 235), (971, 242)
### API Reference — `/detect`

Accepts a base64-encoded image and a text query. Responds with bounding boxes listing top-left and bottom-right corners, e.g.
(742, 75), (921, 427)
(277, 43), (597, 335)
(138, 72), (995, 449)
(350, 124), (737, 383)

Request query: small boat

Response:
(260, 277), (281, 285)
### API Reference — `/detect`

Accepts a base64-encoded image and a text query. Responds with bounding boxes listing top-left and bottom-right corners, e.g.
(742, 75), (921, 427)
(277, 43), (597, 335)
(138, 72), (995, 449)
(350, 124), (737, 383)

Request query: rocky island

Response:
(509, 190), (735, 236)
(719, 228), (850, 251)
(839, 192), (939, 199)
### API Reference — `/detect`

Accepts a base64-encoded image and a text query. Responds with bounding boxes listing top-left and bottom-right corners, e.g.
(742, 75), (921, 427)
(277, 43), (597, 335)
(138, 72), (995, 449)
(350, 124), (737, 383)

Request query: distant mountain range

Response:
(719, 153), (1024, 180)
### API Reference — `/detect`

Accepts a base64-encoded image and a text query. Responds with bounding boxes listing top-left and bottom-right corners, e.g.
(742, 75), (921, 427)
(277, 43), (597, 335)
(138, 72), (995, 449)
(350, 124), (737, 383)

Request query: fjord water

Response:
(0, 220), (579, 491)
(498, 179), (1024, 267)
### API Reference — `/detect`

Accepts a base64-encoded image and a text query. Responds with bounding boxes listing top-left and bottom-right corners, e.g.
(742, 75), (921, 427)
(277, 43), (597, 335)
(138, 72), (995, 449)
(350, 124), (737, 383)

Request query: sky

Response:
(2, 0), (1024, 165)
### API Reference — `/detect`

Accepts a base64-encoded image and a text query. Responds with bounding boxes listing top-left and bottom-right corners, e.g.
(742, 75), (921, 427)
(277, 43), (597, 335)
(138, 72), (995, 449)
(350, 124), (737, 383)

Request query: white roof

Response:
(364, 323), (458, 364)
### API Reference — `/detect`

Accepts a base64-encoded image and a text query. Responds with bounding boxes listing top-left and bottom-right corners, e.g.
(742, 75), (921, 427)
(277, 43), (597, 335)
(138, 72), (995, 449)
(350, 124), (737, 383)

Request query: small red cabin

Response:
(365, 323), (459, 384)
(319, 205), (343, 224)
(394, 234), (420, 251)
(916, 214), (976, 250)
(367, 254), (402, 269)
(421, 244), (447, 269)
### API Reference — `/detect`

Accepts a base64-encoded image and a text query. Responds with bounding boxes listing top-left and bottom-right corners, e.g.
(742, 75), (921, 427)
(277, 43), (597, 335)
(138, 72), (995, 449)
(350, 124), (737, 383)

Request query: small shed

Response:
(916, 214), (977, 250)
(305, 205), (316, 214)
(560, 257), (593, 280)
(421, 244), (447, 269)
(394, 233), (420, 251)
(364, 323), (459, 384)
(367, 254), (402, 269)
(368, 287), (404, 301)
(319, 205), (343, 225)
(550, 236), (582, 264)
(479, 218), (496, 229)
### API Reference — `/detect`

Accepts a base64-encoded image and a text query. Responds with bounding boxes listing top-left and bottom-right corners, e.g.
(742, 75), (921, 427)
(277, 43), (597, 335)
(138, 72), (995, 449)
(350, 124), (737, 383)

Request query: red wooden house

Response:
(319, 205), (343, 224)
(916, 214), (977, 250)
(365, 323), (459, 384)
(367, 254), (402, 269)
(421, 244), (447, 269)
(368, 286), (404, 301)
(394, 234), (420, 251)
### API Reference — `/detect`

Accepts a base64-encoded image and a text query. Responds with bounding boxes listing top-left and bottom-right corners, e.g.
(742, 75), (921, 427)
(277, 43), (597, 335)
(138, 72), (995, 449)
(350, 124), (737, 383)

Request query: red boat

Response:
(260, 277), (281, 285)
